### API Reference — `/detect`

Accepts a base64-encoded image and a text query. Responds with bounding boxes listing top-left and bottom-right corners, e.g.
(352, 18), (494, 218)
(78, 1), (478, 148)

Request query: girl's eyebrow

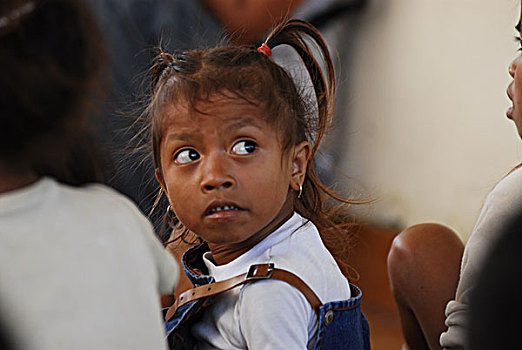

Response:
(165, 131), (199, 143)
(226, 117), (263, 131)
(165, 117), (262, 143)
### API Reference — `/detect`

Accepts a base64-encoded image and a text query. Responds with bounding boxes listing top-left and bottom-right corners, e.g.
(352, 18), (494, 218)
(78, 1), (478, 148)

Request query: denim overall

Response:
(164, 244), (371, 350)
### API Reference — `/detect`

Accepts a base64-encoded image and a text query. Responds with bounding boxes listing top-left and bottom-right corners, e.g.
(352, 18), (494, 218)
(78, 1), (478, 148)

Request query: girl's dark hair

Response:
(0, 0), (107, 185)
(146, 19), (359, 276)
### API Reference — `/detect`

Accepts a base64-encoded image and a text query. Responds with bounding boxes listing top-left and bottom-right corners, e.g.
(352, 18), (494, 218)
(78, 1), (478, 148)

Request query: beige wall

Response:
(338, 0), (522, 240)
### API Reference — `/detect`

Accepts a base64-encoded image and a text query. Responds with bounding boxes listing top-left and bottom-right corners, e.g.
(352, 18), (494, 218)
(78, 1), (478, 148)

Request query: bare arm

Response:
(201, 0), (304, 44)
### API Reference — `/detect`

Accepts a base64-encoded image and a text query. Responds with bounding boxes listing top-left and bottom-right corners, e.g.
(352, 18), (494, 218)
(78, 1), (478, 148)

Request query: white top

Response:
(0, 178), (179, 350)
(191, 213), (351, 350)
(440, 166), (522, 349)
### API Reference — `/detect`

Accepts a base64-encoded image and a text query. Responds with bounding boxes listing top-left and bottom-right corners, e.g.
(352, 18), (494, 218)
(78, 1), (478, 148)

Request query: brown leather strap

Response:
(165, 263), (323, 321)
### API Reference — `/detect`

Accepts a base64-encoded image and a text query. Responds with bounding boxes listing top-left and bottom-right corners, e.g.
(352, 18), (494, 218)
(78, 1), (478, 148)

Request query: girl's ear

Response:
(290, 141), (311, 191)
(155, 168), (168, 195)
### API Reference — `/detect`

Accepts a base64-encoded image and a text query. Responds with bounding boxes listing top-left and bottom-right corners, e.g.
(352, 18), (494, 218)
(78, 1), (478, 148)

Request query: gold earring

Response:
(297, 184), (303, 199)
(166, 205), (175, 219)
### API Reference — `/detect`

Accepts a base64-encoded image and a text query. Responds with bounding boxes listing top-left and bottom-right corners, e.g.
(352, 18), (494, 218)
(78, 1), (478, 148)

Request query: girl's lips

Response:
(204, 201), (245, 217)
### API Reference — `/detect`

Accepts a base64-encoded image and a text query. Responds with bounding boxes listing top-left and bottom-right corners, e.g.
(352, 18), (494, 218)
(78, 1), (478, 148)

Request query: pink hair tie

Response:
(257, 43), (272, 57)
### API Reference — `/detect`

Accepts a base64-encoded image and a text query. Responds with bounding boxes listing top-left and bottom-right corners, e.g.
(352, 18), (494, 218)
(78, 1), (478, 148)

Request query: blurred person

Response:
(0, 1), (178, 349)
(387, 3), (522, 349)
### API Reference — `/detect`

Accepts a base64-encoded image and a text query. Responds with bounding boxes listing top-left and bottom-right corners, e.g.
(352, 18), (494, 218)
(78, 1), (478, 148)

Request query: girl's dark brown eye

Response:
(174, 148), (200, 164)
(231, 140), (257, 155)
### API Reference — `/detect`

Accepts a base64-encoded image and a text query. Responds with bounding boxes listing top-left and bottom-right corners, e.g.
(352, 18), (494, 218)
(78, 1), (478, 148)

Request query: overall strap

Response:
(165, 263), (323, 321)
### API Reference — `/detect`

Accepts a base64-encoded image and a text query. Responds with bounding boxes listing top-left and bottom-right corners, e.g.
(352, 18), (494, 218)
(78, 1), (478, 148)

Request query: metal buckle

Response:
(245, 263), (275, 281)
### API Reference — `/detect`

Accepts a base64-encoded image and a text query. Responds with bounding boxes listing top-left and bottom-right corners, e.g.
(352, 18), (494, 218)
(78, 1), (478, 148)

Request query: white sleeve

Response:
(237, 279), (314, 350)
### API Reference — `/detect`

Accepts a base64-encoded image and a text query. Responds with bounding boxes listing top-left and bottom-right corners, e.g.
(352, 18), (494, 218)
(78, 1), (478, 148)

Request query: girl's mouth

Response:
(207, 205), (242, 214)
(204, 202), (245, 217)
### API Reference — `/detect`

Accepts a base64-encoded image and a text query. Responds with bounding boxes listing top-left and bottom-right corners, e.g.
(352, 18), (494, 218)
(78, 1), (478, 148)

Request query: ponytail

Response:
(264, 19), (335, 147)
(261, 19), (359, 278)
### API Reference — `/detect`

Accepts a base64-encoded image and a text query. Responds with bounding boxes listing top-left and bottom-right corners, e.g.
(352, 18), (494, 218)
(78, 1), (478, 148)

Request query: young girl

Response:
(0, 1), (178, 349)
(145, 19), (370, 349)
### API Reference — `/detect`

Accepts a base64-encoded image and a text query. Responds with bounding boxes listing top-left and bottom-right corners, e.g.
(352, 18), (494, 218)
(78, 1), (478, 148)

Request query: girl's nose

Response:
(200, 154), (235, 193)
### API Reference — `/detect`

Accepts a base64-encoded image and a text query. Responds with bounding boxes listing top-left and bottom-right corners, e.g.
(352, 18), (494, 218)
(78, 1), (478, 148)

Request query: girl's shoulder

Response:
(255, 215), (351, 302)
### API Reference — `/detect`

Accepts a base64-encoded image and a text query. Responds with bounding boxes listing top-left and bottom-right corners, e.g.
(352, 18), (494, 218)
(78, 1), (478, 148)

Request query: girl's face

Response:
(507, 13), (522, 139)
(156, 96), (310, 246)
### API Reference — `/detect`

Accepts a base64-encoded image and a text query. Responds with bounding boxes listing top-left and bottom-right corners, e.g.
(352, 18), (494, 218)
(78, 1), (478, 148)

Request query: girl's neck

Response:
(207, 196), (294, 265)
